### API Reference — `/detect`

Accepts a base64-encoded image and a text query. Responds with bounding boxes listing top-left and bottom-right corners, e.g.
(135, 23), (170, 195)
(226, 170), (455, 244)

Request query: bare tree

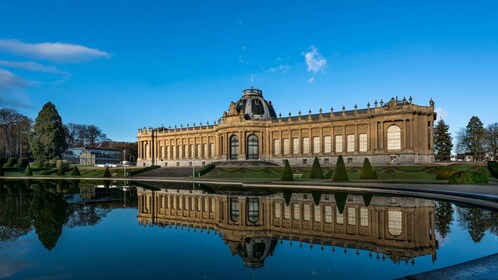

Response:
(486, 123), (498, 160)
(0, 108), (32, 157)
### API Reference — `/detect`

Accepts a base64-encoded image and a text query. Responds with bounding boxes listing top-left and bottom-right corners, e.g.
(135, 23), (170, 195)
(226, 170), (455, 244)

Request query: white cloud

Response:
(0, 60), (68, 75)
(0, 39), (110, 63)
(435, 107), (448, 121)
(0, 69), (27, 90)
(267, 64), (291, 73)
(303, 45), (327, 83)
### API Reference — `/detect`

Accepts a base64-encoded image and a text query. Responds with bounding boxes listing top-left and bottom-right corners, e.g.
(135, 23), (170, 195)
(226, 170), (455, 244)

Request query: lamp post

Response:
(123, 149), (126, 177)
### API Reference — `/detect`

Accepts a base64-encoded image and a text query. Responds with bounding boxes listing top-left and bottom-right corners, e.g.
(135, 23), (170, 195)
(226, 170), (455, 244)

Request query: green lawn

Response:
(2, 165), (149, 178)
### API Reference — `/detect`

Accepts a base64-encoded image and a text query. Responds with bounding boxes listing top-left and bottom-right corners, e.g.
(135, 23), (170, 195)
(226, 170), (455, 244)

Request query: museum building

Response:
(137, 88), (436, 166)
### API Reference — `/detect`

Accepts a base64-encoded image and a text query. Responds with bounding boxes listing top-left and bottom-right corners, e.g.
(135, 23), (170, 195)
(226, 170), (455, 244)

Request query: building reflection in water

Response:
(137, 187), (438, 268)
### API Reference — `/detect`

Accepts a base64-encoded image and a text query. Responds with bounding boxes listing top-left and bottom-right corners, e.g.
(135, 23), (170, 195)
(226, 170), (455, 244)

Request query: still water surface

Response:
(1, 180), (498, 279)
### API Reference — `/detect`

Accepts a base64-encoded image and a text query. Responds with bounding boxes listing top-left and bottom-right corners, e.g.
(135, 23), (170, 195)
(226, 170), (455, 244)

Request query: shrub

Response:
(39, 168), (58, 175)
(103, 167), (111, 177)
(360, 158), (377, 179)
(71, 166), (81, 176)
(281, 160), (294, 181)
(487, 161), (498, 179)
(436, 168), (456, 180)
(19, 158), (29, 168)
(334, 192), (348, 214)
(57, 165), (65, 176)
(310, 157), (323, 179)
(4, 158), (17, 168)
(25, 165), (33, 176)
(332, 156), (349, 182)
(197, 164), (215, 177)
(323, 170), (333, 179)
(448, 171), (489, 185)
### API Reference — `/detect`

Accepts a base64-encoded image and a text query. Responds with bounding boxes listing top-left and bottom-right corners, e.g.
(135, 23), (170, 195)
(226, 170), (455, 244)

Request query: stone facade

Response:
(137, 88), (436, 166)
(137, 187), (438, 267)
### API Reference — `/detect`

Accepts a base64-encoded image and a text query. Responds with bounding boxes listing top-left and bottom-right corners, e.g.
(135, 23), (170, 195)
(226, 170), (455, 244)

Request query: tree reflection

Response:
(67, 204), (110, 228)
(0, 181), (32, 241)
(435, 202), (454, 239)
(457, 207), (497, 243)
(28, 184), (69, 250)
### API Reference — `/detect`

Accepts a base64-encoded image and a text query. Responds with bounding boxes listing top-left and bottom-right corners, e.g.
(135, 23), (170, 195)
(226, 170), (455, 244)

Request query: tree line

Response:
(1, 104), (137, 164)
(434, 116), (497, 161)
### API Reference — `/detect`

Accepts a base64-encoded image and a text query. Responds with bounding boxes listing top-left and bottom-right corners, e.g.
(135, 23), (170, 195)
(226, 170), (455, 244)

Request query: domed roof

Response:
(234, 88), (277, 120)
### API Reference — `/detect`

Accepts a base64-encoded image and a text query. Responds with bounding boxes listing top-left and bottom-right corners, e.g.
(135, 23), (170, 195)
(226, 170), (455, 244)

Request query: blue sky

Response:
(0, 0), (497, 142)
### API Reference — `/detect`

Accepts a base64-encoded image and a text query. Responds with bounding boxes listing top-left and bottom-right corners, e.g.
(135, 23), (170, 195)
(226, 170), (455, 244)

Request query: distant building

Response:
(137, 88), (437, 166)
(63, 147), (121, 165)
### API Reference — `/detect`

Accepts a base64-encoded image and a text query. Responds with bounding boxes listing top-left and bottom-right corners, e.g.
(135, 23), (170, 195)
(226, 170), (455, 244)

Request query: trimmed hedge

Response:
(197, 164), (215, 177)
(448, 171), (489, 185)
(332, 156), (349, 182)
(24, 165), (33, 176)
(310, 157), (323, 179)
(436, 168), (456, 180)
(71, 166), (81, 176)
(39, 168), (58, 175)
(103, 167), (111, 177)
(487, 161), (498, 179)
(360, 158), (377, 179)
(3, 158), (17, 168)
(57, 165), (65, 176)
(281, 160), (294, 181)
(128, 165), (160, 176)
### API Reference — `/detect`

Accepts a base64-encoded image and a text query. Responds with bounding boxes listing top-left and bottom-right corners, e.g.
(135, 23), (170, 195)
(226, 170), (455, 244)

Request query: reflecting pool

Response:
(1, 180), (498, 279)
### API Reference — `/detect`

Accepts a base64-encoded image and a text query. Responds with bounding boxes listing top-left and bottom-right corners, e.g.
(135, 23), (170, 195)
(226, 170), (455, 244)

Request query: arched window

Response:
(247, 198), (259, 223)
(388, 210), (402, 236)
(230, 197), (240, 222)
(247, 134), (259, 159)
(387, 125), (401, 150)
(230, 135), (239, 160)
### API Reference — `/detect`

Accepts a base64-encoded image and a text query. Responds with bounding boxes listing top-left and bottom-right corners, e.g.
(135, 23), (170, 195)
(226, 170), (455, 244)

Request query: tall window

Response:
(303, 204), (310, 221)
(314, 205), (321, 222)
(283, 139), (290, 155)
(292, 138), (300, 155)
(335, 135), (343, 153)
(324, 136), (332, 153)
(274, 202), (281, 218)
(360, 208), (369, 226)
(197, 144), (201, 158)
(230, 135), (239, 160)
(313, 137), (320, 154)
(230, 198), (240, 222)
(388, 210), (402, 236)
(190, 144), (195, 158)
(247, 134), (259, 159)
(347, 134), (355, 153)
(273, 139), (281, 155)
(248, 198), (259, 223)
(210, 143), (215, 158)
(303, 137), (310, 154)
(284, 205), (291, 219)
(387, 125), (401, 150)
(359, 133), (368, 152)
(293, 204), (300, 220)
(325, 206), (332, 223)
(336, 208), (344, 224)
(203, 144), (208, 158)
(348, 207), (356, 225)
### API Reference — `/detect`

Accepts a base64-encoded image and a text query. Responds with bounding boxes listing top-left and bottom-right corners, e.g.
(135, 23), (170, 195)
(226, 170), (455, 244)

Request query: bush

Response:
(19, 158), (29, 168)
(448, 171), (489, 185)
(39, 168), (58, 175)
(71, 166), (81, 176)
(57, 165), (65, 176)
(25, 165), (33, 176)
(281, 160), (294, 181)
(360, 158), (377, 179)
(128, 165), (160, 176)
(103, 167), (111, 177)
(487, 161), (498, 179)
(436, 168), (456, 180)
(323, 170), (333, 179)
(332, 156), (349, 182)
(197, 164), (215, 177)
(310, 157), (323, 179)
(4, 158), (17, 168)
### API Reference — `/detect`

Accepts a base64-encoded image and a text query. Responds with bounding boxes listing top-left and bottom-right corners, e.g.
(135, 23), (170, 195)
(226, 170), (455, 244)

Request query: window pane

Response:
(303, 204), (310, 221)
(347, 134), (355, 153)
(360, 208), (369, 226)
(303, 138), (310, 154)
(348, 207), (356, 225)
(313, 137), (320, 154)
(325, 206), (332, 223)
(324, 136), (331, 153)
(314, 205), (321, 222)
(293, 204), (300, 220)
(336, 208), (344, 224)
(388, 210), (402, 236)
(387, 125), (401, 150)
(335, 135), (343, 153)
(293, 138), (300, 155)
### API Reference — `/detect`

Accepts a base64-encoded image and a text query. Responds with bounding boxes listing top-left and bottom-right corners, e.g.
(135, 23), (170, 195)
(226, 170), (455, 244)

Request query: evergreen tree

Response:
(434, 119), (453, 161)
(103, 167), (111, 177)
(310, 157), (323, 179)
(29, 102), (68, 165)
(360, 158), (377, 179)
(71, 166), (81, 176)
(281, 160), (294, 181)
(25, 165), (33, 176)
(457, 116), (485, 161)
(435, 202), (454, 239)
(57, 164), (65, 176)
(332, 156), (349, 182)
